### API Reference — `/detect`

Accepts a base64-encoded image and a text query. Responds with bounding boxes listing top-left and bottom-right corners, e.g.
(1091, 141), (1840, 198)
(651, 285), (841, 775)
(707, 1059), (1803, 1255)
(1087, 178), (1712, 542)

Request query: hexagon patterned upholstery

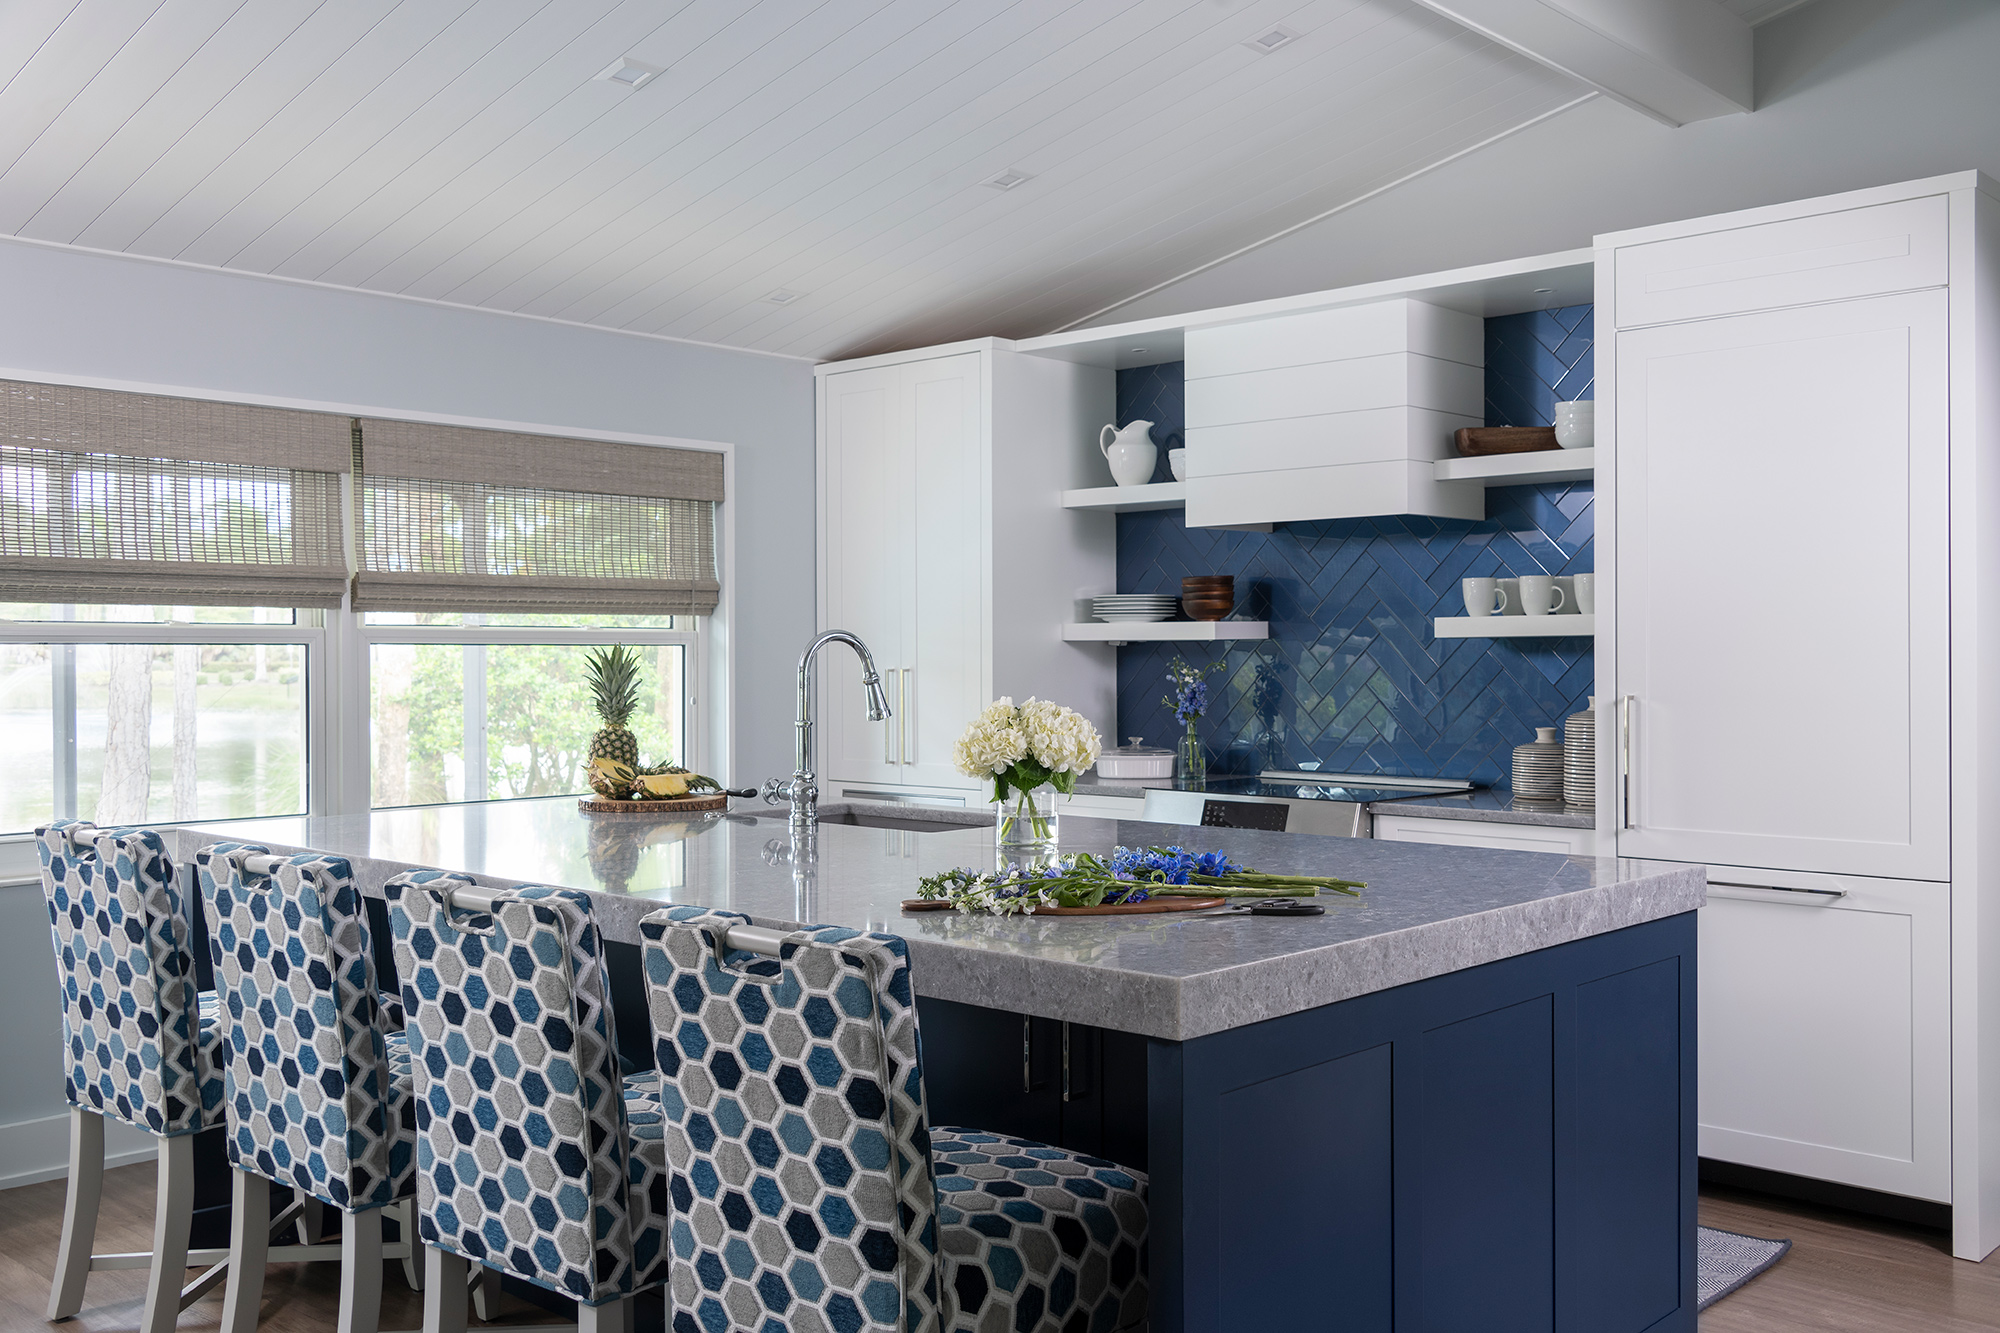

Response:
(38, 820), (226, 1137)
(639, 906), (1148, 1333)
(386, 870), (668, 1307)
(196, 843), (415, 1212)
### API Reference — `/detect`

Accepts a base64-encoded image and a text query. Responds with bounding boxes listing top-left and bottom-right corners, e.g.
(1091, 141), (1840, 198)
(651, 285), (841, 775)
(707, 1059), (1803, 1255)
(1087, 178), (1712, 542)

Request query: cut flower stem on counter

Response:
(916, 845), (1364, 916)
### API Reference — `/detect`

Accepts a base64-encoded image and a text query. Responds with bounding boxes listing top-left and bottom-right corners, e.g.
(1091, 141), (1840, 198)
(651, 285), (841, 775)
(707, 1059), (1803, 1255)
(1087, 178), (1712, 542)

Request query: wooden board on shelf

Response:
(1062, 620), (1269, 644)
(1434, 448), (1595, 486)
(1434, 614), (1596, 639)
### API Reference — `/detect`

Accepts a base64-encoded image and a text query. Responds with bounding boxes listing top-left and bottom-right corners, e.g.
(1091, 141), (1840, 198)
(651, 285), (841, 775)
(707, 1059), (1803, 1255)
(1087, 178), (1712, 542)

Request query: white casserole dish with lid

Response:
(1095, 737), (1176, 784)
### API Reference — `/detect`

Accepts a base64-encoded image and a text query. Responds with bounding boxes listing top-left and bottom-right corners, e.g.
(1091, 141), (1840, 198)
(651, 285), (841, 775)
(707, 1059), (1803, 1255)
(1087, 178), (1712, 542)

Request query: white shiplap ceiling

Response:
(0, 0), (1593, 360)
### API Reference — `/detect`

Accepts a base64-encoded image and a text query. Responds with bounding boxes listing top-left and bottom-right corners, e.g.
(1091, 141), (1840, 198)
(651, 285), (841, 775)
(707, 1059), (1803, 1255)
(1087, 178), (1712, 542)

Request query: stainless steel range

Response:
(1141, 771), (1478, 837)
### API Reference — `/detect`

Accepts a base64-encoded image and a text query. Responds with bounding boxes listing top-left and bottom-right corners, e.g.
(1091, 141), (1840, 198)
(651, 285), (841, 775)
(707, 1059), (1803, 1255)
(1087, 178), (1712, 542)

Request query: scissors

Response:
(1191, 898), (1326, 917)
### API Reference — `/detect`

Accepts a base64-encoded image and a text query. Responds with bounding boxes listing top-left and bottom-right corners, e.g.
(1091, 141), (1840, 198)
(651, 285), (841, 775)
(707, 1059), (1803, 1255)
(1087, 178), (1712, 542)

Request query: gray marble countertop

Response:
(1369, 788), (1596, 829)
(170, 796), (1698, 1042)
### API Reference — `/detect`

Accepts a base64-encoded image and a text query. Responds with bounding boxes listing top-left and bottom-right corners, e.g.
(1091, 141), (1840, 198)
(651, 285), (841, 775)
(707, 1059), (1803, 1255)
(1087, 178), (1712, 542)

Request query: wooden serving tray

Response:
(1454, 426), (1559, 456)
(578, 792), (729, 815)
(901, 896), (1225, 915)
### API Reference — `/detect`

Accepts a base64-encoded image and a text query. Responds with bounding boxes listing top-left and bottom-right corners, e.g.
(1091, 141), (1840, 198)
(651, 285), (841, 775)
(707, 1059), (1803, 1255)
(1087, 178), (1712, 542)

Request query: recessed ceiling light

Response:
(1244, 26), (1301, 54)
(1131, 347), (1147, 354)
(595, 56), (663, 90)
(983, 168), (1035, 191)
(1532, 288), (1555, 294)
(762, 289), (805, 306)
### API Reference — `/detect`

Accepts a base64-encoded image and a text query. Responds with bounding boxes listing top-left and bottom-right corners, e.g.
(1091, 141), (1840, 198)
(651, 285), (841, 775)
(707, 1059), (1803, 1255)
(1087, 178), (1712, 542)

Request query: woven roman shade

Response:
(352, 418), (722, 616)
(0, 379), (352, 607)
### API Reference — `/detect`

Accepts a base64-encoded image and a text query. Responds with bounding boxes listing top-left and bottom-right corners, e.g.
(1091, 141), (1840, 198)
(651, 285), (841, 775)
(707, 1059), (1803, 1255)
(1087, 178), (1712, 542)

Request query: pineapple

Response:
(584, 644), (644, 775)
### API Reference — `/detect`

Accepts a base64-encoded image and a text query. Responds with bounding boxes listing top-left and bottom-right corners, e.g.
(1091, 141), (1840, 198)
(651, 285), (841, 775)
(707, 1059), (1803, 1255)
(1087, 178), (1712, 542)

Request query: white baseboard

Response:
(0, 1110), (159, 1190)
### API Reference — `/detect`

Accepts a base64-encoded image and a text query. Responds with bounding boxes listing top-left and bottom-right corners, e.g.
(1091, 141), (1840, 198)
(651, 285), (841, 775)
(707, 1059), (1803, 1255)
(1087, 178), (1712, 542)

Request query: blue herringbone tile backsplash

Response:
(1111, 305), (1594, 786)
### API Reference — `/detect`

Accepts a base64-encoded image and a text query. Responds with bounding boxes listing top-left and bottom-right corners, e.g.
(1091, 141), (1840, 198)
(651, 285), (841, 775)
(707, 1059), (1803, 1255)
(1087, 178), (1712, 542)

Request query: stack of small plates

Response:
(1091, 594), (1179, 623)
(1563, 699), (1597, 807)
(1512, 727), (1564, 802)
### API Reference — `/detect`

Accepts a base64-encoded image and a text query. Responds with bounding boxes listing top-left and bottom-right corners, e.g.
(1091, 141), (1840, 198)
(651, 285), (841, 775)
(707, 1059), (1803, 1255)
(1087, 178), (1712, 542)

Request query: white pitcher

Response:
(1099, 420), (1158, 487)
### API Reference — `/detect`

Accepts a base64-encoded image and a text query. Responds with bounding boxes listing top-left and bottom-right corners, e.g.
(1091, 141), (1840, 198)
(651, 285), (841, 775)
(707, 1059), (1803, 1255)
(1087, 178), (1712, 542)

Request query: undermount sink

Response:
(818, 811), (986, 833)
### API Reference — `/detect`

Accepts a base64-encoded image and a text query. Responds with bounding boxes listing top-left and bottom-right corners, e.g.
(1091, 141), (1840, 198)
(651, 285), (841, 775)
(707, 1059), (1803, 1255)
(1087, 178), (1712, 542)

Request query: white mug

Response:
(1518, 574), (1566, 616)
(1553, 400), (1594, 450)
(1574, 573), (1596, 614)
(1462, 577), (1507, 618)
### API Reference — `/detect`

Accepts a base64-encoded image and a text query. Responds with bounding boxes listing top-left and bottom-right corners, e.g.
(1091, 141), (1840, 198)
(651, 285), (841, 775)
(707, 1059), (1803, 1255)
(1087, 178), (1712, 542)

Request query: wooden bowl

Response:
(1181, 598), (1234, 622)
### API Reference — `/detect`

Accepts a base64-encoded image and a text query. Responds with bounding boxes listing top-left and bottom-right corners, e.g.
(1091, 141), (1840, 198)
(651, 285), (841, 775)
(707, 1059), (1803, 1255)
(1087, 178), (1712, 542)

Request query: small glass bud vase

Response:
(996, 785), (1059, 855)
(1177, 719), (1207, 787)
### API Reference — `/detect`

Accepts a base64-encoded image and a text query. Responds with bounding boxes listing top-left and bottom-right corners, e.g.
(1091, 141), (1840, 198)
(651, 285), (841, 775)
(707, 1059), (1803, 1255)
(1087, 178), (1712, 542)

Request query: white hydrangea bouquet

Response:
(953, 697), (1103, 847)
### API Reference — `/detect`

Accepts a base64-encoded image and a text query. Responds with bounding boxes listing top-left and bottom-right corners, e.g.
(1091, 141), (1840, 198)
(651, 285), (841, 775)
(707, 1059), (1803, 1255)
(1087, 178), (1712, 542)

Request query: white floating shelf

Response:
(1433, 448), (1595, 486)
(1061, 481), (1186, 513)
(1435, 614), (1595, 639)
(1063, 620), (1268, 645)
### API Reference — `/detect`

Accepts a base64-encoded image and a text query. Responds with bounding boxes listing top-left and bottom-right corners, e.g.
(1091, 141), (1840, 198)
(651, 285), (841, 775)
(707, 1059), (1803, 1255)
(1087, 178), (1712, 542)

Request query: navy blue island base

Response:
(1145, 911), (1697, 1333)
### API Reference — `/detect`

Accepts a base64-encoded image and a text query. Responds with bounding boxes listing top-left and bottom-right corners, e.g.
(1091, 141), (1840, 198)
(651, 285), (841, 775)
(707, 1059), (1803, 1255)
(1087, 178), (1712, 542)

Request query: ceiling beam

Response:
(1406, 0), (1753, 126)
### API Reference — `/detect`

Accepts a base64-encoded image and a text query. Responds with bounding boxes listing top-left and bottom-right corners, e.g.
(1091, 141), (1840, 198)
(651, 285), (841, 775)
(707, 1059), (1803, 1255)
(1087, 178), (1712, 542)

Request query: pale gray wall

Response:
(0, 237), (817, 786)
(0, 240), (816, 1183)
(1083, 0), (2000, 325)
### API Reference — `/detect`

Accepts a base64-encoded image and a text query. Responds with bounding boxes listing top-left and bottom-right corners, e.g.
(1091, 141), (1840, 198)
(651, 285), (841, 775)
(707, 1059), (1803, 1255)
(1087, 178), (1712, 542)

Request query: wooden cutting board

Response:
(1454, 426), (1559, 456)
(901, 896), (1226, 915)
(578, 792), (729, 815)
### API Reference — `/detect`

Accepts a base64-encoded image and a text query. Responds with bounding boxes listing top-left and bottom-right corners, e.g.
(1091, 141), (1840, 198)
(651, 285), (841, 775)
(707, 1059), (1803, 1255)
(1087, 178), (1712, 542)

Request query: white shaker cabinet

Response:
(817, 341), (1115, 798)
(1597, 172), (2000, 1257)
(1696, 868), (1951, 1203)
(1611, 289), (1950, 880)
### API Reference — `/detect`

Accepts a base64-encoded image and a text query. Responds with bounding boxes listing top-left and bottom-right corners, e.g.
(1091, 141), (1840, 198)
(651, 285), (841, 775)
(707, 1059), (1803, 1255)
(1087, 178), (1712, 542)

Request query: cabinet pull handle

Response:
(901, 668), (914, 765)
(1619, 694), (1636, 830)
(1022, 1015), (1032, 1094)
(885, 681), (896, 767)
(1711, 880), (1848, 901)
(1061, 1022), (1072, 1104)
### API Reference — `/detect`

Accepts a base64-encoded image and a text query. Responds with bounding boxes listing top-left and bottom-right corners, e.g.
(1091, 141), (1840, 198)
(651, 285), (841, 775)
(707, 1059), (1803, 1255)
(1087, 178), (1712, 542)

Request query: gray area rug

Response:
(1698, 1225), (1793, 1310)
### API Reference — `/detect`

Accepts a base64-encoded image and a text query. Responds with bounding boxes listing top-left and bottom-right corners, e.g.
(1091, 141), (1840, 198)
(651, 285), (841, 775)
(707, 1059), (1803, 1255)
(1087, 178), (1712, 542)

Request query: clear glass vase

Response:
(1178, 719), (1207, 787)
(995, 785), (1059, 857)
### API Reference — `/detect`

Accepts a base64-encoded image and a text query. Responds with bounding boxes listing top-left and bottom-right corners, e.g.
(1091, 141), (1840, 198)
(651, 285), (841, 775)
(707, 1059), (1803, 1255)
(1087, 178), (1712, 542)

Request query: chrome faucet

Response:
(761, 630), (891, 834)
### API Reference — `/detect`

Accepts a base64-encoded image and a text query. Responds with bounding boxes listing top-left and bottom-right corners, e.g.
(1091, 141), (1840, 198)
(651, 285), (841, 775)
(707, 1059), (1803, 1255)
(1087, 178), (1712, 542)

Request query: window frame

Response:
(0, 609), (329, 828)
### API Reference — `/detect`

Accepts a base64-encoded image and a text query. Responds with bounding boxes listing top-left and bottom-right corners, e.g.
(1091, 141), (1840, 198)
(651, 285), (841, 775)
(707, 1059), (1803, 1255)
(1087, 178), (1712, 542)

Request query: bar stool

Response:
(384, 871), (669, 1333)
(639, 908), (1149, 1333)
(196, 843), (423, 1333)
(38, 820), (231, 1333)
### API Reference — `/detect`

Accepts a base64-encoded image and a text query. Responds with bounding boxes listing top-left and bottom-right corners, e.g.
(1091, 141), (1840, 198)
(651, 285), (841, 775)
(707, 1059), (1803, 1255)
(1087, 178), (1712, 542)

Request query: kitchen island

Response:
(174, 797), (1705, 1333)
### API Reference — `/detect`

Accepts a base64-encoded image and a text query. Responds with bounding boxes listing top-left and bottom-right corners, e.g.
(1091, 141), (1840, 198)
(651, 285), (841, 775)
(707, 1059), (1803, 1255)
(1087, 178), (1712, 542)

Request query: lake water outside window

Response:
(0, 605), (309, 835)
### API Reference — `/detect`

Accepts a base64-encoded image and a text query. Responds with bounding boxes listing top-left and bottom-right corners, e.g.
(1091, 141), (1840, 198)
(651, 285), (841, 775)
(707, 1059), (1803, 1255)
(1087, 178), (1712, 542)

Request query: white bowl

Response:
(1553, 400), (1594, 449)
(1168, 448), (1187, 482)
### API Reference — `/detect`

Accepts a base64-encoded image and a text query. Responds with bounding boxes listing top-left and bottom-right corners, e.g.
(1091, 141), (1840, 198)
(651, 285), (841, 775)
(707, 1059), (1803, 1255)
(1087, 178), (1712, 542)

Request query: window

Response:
(366, 616), (696, 808)
(0, 378), (724, 839)
(0, 606), (314, 835)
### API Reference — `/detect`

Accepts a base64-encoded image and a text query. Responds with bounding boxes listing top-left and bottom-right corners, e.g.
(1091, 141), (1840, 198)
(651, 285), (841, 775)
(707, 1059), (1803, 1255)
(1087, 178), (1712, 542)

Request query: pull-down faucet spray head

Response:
(862, 671), (891, 722)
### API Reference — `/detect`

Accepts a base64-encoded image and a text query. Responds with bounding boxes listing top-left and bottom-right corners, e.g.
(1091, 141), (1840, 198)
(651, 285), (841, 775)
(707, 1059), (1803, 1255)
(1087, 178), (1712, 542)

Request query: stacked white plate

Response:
(1563, 699), (1597, 807)
(1092, 594), (1179, 623)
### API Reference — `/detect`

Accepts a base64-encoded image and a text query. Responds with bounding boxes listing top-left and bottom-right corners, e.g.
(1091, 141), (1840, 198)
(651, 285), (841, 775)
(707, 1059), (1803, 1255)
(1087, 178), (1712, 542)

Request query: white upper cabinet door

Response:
(820, 364), (906, 786)
(1615, 289), (1950, 879)
(1615, 195), (1947, 327)
(904, 353), (986, 790)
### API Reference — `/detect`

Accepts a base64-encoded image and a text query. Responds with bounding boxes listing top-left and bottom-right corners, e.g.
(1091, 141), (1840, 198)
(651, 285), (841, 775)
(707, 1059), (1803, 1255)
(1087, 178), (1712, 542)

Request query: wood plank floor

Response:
(0, 1163), (1996, 1331)
(1698, 1185), (2000, 1331)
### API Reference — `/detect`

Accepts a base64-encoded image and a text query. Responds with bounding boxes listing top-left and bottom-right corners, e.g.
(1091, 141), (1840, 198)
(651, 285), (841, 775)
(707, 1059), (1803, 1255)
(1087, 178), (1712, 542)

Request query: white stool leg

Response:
(219, 1168), (269, 1333)
(48, 1107), (105, 1320)
(296, 1191), (328, 1245)
(397, 1199), (424, 1292)
(338, 1209), (384, 1333)
(139, 1134), (195, 1333)
(470, 1266), (501, 1322)
(578, 1297), (633, 1333)
(422, 1246), (468, 1333)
